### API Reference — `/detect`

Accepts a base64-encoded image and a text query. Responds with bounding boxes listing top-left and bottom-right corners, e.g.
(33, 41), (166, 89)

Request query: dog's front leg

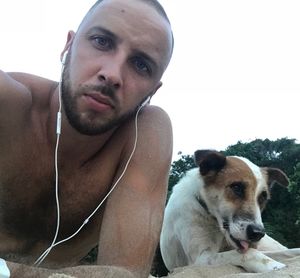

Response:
(257, 234), (288, 252)
(238, 248), (286, 272)
(196, 248), (286, 273)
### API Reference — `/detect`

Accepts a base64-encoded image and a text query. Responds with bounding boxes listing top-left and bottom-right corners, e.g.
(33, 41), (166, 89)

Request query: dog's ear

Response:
(194, 150), (226, 176)
(263, 167), (289, 188)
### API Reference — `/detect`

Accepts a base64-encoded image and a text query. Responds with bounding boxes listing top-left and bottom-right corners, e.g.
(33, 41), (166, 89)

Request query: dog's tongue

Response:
(240, 240), (249, 252)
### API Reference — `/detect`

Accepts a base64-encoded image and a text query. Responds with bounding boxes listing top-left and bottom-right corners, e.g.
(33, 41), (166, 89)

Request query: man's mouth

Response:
(85, 93), (113, 105)
(83, 93), (114, 112)
(230, 235), (250, 253)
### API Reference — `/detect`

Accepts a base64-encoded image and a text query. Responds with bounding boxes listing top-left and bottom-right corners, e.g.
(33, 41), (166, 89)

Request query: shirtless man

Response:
(0, 0), (173, 277)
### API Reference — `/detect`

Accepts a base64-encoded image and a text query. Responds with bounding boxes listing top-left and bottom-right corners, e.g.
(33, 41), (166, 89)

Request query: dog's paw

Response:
(242, 249), (286, 273)
(264, 260), (286, 271)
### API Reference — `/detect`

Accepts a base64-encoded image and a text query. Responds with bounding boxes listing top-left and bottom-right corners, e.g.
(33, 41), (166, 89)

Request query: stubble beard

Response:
(60, 59), (138, 136)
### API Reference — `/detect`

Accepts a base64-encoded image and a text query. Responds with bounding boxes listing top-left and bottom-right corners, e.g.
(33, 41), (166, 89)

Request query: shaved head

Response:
(78, 0), (174, 54)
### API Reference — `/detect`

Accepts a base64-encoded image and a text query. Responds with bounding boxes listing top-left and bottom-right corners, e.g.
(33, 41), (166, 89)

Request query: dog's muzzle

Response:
(246, 224), (265, 242)
(224, 220), (265, 252)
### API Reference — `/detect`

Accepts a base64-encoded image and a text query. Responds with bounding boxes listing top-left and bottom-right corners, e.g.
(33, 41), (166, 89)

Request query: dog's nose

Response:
(246, 224), (265, 242)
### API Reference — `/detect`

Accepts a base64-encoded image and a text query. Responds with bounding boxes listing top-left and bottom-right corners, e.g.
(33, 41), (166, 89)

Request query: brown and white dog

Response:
(160, 150), (289, 273)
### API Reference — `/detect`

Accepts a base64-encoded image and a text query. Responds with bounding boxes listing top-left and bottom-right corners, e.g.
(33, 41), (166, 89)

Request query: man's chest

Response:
(0, 154), (117, 244)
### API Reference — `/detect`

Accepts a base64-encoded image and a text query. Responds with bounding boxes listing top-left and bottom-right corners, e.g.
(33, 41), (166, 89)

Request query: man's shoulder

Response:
(116, 104), (173, 164)
(1, 71), (57, 108)
(0, 71), (57, 131)
(7, 72), (57, 97)
(137, 104), (172, 137)
(1, 71), (52, 87)
(140, 104), (171, 121)
(118, 104), (172, 142)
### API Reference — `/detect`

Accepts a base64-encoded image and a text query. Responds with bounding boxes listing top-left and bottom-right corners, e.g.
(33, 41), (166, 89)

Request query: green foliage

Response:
(289, 162), (300, 227)
(170, 138), (300, 248)
(80, 246), (98, 264)
(168, 153), (195, 200)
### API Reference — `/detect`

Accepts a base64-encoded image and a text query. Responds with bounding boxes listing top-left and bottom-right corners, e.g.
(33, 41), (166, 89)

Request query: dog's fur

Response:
(160, 150), (289, 273)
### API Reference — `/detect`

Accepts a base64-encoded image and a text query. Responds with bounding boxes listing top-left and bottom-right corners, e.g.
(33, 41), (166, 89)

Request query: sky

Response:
(0, 0), (299, 161)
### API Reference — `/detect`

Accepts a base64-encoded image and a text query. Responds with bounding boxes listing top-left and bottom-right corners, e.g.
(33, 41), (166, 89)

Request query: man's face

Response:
(61, 0), (173, 135)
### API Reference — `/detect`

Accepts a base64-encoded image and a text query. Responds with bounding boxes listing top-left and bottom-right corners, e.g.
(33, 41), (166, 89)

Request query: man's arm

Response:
(0, 71), (32, 134)
(97, 106), (173, 278)
(0, 71), (32, 109)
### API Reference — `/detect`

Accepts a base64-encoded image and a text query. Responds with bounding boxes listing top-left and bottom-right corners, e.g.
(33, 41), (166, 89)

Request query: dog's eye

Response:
(258, 191), (268, 207)
(230, 182), (245, 198)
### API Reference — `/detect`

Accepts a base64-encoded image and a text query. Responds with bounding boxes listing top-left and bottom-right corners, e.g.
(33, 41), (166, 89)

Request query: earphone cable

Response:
(34, 70), (63, 266)
(34, 91), (144, 266)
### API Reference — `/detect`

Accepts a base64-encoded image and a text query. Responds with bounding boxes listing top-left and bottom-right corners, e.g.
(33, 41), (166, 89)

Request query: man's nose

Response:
(97, 57), (123, 90)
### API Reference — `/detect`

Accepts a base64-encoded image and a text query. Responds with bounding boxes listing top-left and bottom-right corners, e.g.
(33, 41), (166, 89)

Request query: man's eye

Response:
(131, 57), (151, 75)
(91, 36), (113, 50)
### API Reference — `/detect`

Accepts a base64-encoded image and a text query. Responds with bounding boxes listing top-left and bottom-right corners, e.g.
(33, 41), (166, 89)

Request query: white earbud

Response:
(140, 96), (151, 108)
(61, 51), (68, 65)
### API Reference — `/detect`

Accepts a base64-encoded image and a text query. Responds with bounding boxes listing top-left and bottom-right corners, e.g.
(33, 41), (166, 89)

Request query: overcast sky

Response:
(1, 0), (299, 160)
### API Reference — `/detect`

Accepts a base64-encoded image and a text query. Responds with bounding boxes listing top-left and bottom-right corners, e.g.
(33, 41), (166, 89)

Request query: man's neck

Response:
(48, 87), (117, 166)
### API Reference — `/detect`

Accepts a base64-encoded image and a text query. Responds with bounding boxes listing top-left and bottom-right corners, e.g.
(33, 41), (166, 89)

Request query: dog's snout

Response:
(246, 224), (265, 242)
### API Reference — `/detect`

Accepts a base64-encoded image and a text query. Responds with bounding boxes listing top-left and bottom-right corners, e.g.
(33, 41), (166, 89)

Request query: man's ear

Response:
(150, 81), (163, 98)
(60, 31), (75, 62)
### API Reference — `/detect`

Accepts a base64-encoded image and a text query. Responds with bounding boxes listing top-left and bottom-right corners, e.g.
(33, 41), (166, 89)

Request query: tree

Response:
(224, 138), (300, 173)
(289, 162), (300, 227)
(168, 153), (195, 199)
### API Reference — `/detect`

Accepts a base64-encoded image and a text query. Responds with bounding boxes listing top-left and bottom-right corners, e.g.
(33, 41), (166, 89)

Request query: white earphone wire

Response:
(34, 76), (145, 266)
(34, 65), (63, 266)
